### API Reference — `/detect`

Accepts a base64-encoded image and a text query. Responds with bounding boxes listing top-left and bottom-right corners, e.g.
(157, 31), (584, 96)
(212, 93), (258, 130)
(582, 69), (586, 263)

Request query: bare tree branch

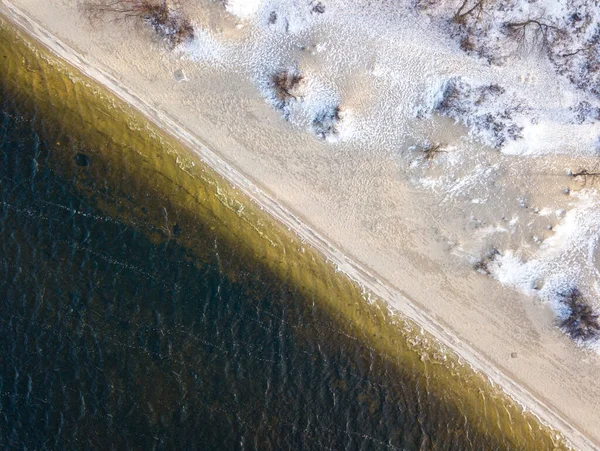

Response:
(81, 0), (194, 47)
(503, 15), (565, 52)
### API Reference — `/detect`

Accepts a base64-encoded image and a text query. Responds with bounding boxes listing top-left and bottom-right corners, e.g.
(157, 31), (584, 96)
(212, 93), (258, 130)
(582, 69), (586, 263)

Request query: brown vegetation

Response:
(435, 79), (524, 148)
(420, 142), (447, 161)
(474, 248), (500, 275)
(419, 0), (600, 98)
(558, 288), (600, 341)
(271, 71), (304, 104)
(502, 16), (565, 53)
(452, 0), (486, 26)
(269, 70), (304, 117)
(312, 105), (342, 140)
(82, 0), (194, 47)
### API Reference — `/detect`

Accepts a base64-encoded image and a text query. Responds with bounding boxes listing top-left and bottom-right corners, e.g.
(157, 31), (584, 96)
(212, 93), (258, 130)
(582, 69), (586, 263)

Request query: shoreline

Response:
(0, 2), (596, 449)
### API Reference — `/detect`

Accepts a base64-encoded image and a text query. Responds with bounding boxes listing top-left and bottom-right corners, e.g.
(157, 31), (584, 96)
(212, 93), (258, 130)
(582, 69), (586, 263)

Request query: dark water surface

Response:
(0, 80), (452, 451)
(0, 20), (567, 451)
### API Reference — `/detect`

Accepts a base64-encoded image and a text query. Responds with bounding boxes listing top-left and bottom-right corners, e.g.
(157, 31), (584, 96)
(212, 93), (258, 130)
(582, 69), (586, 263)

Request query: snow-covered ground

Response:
(172, 0), (600, 348)
(68, 0), (600, 347)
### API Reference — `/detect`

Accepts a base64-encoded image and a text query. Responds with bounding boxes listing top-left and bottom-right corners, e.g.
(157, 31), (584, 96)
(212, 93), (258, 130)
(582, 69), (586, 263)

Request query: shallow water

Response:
(0, 19), (568, 450)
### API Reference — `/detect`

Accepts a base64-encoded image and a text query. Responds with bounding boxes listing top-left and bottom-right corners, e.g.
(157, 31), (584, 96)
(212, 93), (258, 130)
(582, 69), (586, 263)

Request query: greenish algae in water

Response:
(0, 16), (570, 450)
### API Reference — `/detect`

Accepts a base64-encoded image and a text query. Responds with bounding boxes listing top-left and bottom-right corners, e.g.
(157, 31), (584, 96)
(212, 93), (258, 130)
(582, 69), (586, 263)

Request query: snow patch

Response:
(225, 0), (262, 20)
(489, 191), (600, 348)
(180, 28), (227, 64)
(431, 77), (527, 148)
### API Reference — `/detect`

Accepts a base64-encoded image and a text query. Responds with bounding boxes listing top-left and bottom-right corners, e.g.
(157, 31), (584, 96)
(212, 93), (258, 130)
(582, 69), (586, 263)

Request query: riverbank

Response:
(0, 1), (598, 449)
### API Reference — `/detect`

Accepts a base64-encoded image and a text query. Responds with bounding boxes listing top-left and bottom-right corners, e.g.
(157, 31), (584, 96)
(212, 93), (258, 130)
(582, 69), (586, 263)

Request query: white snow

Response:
(225, 0), (262, 20)
(180, 28), (227, 65)
(180, 0), (600, 346)
(490, 191), (600, 348)
(183, 0), (600, 155)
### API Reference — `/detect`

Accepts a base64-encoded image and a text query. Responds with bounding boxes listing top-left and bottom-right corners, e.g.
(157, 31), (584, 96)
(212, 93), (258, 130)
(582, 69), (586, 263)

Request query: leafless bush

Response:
(553, 28), (600, 99)
(447, 0), (503, 62)
(312, 105), (342, 140)
(414, 0), (441, 11)
(272, 71), (304, 103)
(474, 247), (500, 275)
(459, 35), (476, 52)
(419, 142), (448, 161)
(502, 15), (565, 54)
(435, 78), (524, 148)
(82, 0), (194, 47)
(421, 0), (600, 99)
(269, 70), (304, 117)
(452, 0), (486, 26)
(447, 0), (566, 61)
(266, 70), (344, 140)
(558, 288), (600, 342)
(571, 100), (600, 124)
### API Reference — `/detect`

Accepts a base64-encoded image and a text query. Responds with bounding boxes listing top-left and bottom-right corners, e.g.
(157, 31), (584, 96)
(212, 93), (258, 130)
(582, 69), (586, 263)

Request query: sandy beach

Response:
(2, 0), (600, 448)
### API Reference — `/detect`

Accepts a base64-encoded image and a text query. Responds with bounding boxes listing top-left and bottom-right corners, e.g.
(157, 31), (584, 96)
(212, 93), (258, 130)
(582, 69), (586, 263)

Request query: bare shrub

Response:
(312, 105), (342, 140)
(568, 168), (600, 187)
(420, 142), (448, 161)
(460, 35), (476, 52)
(310, 1), (326, 14)
(474, 247), (500, 275)
(558, 288), (600, 342)
(445, 0), (567, 62)
(82, 0), (194, 47)
(554, 31), (600, 99)
(571, 100), (600, 124)
(268, 70), (304, 117)
(446, 0), (505, 63)
(265, 71), (344, 140)
(419, 0), (600, 99)
(502, 15), (565, 54)
(414, 0), (441, 11)
(452, 0), (487, 26)
(435, 78), (524, 148)
(272, 71), (304, 103)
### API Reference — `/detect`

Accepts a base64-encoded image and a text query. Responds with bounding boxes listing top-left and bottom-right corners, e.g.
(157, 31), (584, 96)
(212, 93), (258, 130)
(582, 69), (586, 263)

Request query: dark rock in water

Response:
(173, 223), (181, 237)
(74, 152), (90, 167)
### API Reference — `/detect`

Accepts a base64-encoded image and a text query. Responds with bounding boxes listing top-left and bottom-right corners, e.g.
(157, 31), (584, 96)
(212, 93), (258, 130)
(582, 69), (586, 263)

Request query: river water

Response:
(0, 19), (568, 450)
